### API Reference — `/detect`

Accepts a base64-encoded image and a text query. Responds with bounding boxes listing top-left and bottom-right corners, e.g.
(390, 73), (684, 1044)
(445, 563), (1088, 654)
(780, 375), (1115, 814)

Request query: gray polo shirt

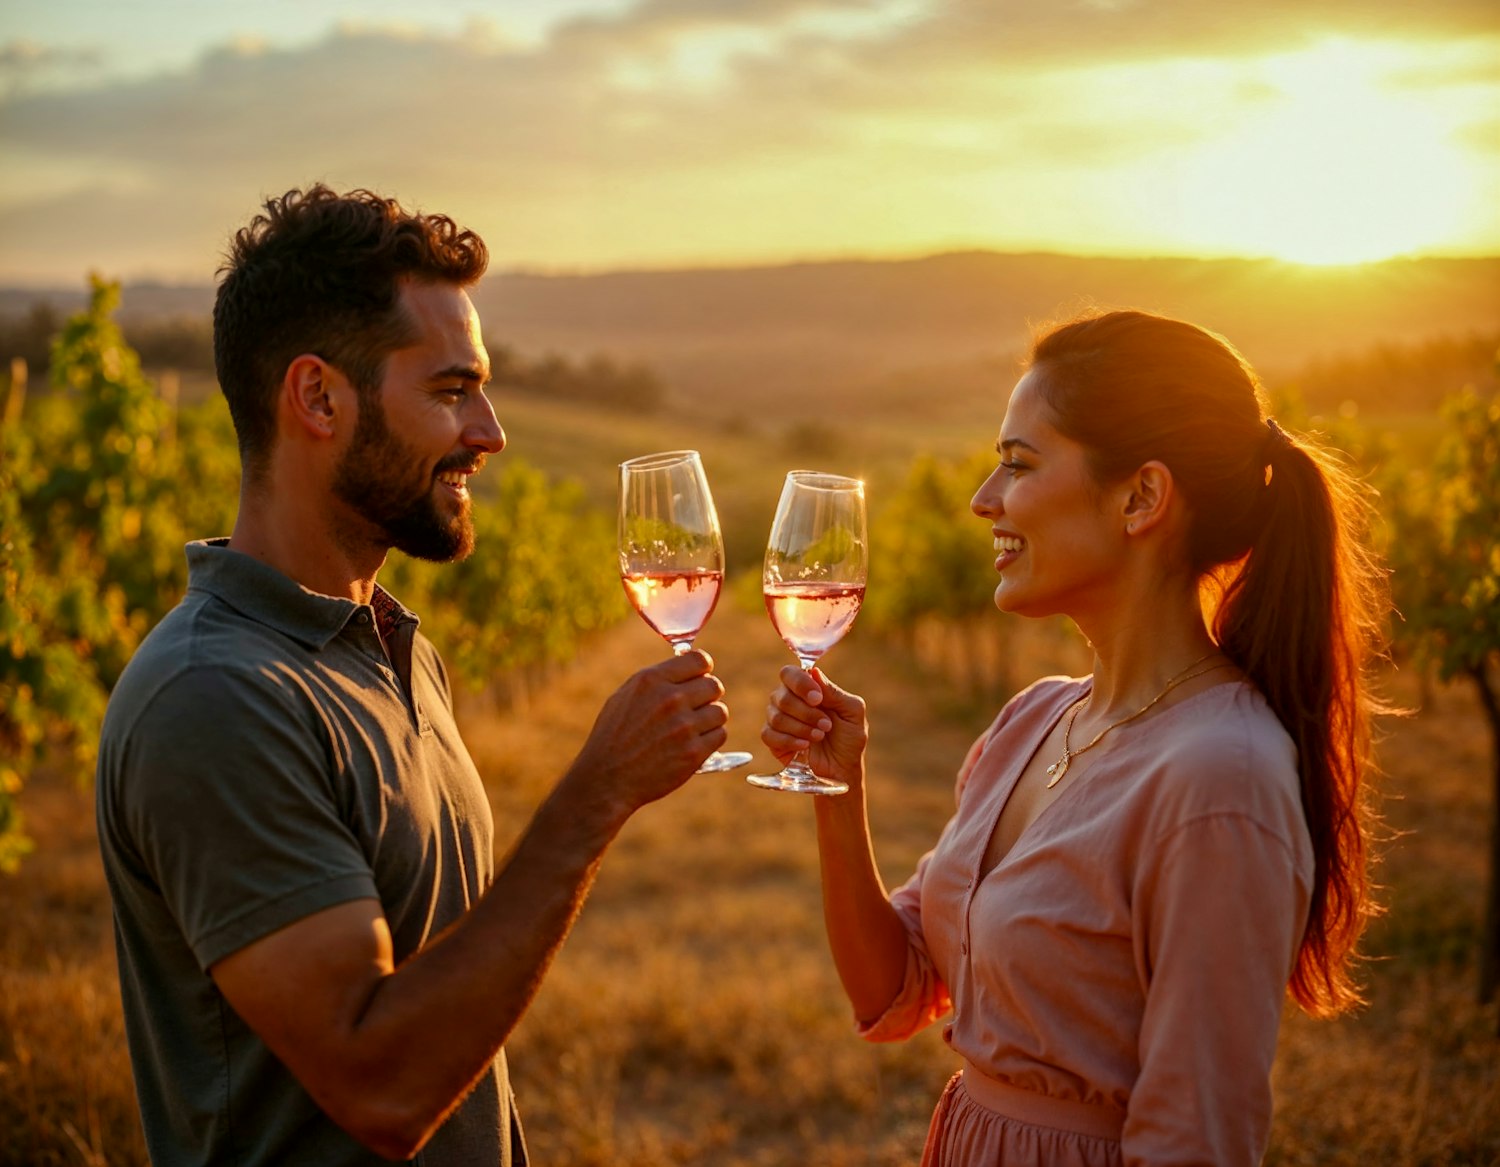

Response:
(96, 539), (524, 1166)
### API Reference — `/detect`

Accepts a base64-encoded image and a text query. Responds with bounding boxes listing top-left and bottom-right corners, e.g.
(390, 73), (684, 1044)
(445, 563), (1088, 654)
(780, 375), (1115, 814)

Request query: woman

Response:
(760, 310), (1385, 1165)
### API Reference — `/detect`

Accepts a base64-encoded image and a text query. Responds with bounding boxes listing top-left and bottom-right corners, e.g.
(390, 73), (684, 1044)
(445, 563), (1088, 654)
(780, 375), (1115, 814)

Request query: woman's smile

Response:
(993, 531), (1025, 572)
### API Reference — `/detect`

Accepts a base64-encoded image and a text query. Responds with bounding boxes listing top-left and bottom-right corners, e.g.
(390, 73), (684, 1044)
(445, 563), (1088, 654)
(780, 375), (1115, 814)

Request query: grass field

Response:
(2, 591), (1497, 1166)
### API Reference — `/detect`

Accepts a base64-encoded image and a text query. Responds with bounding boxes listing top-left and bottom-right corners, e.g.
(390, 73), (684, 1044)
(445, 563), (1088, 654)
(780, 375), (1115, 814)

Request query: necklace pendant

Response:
(1045, 756), (1069, 789)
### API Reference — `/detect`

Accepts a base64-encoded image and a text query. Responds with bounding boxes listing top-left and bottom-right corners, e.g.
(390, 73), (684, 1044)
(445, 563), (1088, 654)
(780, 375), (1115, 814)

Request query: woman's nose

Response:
(971, 468), (1004, 519)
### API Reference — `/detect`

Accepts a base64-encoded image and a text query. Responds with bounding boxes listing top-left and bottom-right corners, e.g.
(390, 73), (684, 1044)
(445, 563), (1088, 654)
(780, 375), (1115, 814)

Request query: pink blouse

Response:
(862, 676), (1314, 1166)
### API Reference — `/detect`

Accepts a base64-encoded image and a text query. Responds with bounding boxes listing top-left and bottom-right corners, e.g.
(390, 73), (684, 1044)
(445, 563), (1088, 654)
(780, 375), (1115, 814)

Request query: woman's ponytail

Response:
(1213, 428), (1386, 1015)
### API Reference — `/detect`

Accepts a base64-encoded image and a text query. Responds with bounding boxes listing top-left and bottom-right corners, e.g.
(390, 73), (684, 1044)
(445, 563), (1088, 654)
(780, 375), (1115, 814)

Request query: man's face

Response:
(332, 280), (503, 562)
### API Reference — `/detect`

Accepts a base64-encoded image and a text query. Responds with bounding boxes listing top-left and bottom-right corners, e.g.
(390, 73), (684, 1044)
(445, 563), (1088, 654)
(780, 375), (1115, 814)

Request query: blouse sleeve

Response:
(1123, 811), (1311, 1166)
(855, 844), (952, 1042)
(856, 714), (1002, 1043)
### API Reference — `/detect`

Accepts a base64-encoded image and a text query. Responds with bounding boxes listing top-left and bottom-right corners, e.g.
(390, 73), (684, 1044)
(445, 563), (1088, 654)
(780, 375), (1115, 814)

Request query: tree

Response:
(0, 450), (109, 871)
(0, 277), (236, 870)
(1385, 382), (1500, 1011)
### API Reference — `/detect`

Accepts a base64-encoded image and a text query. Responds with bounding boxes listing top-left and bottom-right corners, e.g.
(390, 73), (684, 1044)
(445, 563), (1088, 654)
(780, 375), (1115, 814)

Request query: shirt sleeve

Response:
(112, 664), (380, 971)
(1124, 811), (1311, 1166)
(855, 844), (953, 1042)
(856, 716), (1001, 1043)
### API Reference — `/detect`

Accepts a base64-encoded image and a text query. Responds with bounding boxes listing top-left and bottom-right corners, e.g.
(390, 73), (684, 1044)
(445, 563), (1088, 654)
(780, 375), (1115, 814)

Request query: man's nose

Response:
(467, 394), (505, 454)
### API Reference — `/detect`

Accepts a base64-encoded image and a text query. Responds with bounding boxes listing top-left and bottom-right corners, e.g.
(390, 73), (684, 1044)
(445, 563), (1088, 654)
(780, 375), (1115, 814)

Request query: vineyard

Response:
(1, 283), (1499, 1162)
(0, 279), (635, 867)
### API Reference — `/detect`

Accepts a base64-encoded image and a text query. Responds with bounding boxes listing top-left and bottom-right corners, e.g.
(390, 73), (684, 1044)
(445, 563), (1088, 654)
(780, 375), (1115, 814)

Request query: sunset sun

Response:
(1170, 41), (1472, 265)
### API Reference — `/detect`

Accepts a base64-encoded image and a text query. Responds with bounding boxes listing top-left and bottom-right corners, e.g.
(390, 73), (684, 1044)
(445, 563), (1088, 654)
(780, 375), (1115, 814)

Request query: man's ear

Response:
(1120, 460), (1175, 536)
(281, 355), (343, 441)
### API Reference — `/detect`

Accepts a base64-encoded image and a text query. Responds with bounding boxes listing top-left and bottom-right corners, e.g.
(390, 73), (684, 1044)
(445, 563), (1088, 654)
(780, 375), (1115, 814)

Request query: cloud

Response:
(0, 37), (103, 93)
(0, 39), (100, 70)
(0, 0), (1496, 282)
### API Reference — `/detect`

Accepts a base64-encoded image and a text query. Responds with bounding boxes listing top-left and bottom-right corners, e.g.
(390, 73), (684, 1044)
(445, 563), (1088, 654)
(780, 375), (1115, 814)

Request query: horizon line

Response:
(2, 244), (1498, 293)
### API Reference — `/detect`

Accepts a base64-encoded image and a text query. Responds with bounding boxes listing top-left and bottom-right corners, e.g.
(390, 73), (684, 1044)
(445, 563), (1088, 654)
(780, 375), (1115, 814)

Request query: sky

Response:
(1, 0), (1497, 286)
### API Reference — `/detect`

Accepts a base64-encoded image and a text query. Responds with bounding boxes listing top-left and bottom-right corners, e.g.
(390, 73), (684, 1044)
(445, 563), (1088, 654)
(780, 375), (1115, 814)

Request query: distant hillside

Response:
(4, 252), (1496, 418)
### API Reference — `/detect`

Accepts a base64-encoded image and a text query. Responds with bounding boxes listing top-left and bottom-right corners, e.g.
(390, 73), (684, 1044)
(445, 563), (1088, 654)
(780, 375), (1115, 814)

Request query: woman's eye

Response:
(999, 459), (1027, 475)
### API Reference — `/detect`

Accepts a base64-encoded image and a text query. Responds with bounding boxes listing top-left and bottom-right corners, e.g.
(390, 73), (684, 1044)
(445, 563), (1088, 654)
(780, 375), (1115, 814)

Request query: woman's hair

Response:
(213, 184), (489, 479)
(1028, 308), (1385, 1017)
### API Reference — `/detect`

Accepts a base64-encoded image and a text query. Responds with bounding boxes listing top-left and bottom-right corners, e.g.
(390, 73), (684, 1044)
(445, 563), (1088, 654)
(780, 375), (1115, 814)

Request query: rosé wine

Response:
(764, 581), (865, 661)
(622, 569), (723, 649)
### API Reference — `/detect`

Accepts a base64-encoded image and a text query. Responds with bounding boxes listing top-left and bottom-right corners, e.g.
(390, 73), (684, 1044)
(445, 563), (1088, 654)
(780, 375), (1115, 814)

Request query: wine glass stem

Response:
(790, 653), (821, 773)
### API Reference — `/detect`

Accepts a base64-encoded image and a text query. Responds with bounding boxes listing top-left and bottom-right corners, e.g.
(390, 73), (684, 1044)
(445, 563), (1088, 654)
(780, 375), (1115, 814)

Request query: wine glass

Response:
(747, 471), (868, 795)
(619, 450), (752, 774)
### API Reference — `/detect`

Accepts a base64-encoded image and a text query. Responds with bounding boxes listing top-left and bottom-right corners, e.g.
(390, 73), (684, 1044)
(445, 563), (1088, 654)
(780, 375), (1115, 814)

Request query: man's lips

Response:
(435, 455), (485, 495)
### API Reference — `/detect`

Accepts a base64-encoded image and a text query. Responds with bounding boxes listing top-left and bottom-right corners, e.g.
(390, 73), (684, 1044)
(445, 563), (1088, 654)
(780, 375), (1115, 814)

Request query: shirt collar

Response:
(184, 538), (418, 651)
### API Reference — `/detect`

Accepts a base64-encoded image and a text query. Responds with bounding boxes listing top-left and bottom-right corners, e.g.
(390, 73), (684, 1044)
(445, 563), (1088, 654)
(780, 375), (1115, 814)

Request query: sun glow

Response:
(1167, 40), (1472, 265)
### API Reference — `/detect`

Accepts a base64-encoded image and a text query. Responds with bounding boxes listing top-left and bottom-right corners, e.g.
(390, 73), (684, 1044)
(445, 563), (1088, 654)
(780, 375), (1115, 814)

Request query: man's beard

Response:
(332, 395), (477, 563)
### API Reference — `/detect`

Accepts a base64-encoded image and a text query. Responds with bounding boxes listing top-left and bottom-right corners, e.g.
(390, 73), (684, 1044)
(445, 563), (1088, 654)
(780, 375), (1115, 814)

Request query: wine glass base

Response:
(746, 770), (849, 796)
(697, 750), (753, 774)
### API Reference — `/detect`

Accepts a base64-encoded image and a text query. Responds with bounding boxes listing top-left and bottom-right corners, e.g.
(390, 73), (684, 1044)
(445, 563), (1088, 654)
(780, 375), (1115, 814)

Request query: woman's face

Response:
(970, 368), (1128, 619)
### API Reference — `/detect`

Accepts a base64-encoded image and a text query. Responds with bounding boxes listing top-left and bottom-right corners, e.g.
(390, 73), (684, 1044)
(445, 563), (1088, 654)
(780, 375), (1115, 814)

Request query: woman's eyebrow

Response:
(998, 437), (1040, 455)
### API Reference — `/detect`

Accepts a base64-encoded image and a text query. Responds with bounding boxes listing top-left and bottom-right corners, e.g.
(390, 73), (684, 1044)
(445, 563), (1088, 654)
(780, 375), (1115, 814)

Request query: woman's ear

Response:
(281, 354), (342, 440)
(1121, 460), (1175, 536)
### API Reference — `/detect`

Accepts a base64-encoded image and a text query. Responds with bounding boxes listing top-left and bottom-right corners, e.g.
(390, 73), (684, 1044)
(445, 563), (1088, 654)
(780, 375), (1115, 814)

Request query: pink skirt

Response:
(921, 1064), (1126, 1167)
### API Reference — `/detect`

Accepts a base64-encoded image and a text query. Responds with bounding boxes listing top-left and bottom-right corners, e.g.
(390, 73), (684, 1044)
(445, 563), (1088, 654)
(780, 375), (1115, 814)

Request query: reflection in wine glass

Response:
(748, 471), (867, 795)
(619, 450), (753, 774)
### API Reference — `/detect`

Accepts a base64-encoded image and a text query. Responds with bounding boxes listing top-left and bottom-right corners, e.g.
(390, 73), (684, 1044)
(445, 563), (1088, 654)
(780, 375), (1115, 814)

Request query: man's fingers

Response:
(658, 648), (714, 680)
(682, 673), (725, 709)
(698, 698), (730, 732)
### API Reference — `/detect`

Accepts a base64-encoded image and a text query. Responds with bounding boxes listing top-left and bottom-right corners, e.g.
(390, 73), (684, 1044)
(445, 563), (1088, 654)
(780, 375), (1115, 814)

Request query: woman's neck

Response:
(1074, 574), (1221, 718)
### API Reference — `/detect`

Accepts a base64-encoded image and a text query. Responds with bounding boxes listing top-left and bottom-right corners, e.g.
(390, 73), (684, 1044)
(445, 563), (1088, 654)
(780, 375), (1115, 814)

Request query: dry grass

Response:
(0, 765), (141, 1167)
(2, 602), (1497, 1165)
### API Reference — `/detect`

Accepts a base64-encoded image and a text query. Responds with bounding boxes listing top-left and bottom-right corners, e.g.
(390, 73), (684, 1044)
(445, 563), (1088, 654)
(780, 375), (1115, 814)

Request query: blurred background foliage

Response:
(1, 280), (1496, 1001)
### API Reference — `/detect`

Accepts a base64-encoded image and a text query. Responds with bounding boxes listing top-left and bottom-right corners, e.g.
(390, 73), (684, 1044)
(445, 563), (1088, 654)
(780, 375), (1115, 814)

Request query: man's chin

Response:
(391, 517), (474, 563)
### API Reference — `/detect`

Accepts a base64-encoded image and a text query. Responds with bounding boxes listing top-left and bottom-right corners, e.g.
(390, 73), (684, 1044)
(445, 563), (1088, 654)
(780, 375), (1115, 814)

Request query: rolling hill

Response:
(4, 251), (1496, 420)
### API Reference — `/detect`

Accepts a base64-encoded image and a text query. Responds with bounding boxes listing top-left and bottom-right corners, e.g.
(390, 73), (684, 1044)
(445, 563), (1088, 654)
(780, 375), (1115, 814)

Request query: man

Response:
(95, 185), (730, 1165)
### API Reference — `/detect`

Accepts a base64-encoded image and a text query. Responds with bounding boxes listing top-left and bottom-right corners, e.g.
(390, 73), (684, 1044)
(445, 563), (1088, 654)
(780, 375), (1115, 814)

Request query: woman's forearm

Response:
(814, 786), (914, 1023)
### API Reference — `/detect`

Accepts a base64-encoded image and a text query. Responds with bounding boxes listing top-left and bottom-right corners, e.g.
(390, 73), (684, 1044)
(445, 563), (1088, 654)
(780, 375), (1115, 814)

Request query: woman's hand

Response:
(760, 665), (868, 789)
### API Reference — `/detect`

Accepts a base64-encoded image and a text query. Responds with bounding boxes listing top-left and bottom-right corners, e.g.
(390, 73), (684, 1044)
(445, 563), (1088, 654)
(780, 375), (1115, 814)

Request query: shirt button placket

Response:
(960, 874), (976, 957)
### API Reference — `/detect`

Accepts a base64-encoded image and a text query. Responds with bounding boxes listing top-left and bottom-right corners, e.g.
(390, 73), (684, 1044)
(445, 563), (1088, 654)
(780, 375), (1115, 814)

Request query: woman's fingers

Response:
(767, 686), (834, 737)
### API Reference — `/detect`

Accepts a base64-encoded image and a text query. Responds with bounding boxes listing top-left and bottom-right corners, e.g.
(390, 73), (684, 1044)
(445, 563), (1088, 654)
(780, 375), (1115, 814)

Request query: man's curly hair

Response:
(212, 185), (488, 477)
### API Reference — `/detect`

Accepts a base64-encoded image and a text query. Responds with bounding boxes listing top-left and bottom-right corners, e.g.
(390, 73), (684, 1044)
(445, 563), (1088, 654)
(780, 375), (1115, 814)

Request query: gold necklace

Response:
(1044, 652), (1224, 789)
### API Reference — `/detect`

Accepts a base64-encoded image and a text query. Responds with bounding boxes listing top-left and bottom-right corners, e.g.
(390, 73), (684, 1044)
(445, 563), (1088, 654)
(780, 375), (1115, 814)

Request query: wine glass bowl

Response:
(619, 450), (752, 774)
(749, 471), (868, 795)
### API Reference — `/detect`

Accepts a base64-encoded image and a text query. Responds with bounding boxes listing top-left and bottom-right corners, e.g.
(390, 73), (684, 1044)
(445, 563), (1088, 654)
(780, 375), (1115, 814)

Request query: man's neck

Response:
(229, 485), (384, 605)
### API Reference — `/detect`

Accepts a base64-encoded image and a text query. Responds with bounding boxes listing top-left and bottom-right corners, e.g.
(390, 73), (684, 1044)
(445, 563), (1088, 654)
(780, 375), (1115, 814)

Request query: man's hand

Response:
(562, 649), (729, 823)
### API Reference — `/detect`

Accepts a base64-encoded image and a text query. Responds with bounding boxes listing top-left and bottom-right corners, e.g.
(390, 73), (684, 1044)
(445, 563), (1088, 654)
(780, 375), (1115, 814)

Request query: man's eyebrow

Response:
(431, 363), (490, 385)
(998, 437), (1039, 455)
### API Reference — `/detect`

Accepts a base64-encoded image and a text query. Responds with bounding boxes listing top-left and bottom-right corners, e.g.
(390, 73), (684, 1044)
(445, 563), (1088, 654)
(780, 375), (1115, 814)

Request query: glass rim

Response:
(784, 469), (864, 491)
(620, 449), (702, 471)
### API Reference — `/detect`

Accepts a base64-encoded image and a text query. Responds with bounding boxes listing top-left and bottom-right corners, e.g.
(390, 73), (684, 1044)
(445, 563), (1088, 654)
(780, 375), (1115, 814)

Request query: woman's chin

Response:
(992, 582), (1022, 614)
(993, 582), (1053, 620)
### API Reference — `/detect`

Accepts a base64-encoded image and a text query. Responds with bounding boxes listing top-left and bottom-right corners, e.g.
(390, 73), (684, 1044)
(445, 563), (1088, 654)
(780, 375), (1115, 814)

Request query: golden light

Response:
(1168, 40), (1471, 265)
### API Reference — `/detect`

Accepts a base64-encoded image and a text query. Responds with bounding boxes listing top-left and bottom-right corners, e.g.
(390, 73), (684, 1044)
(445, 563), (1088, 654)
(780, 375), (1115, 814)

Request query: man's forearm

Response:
(326, 772), (631, 1156)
